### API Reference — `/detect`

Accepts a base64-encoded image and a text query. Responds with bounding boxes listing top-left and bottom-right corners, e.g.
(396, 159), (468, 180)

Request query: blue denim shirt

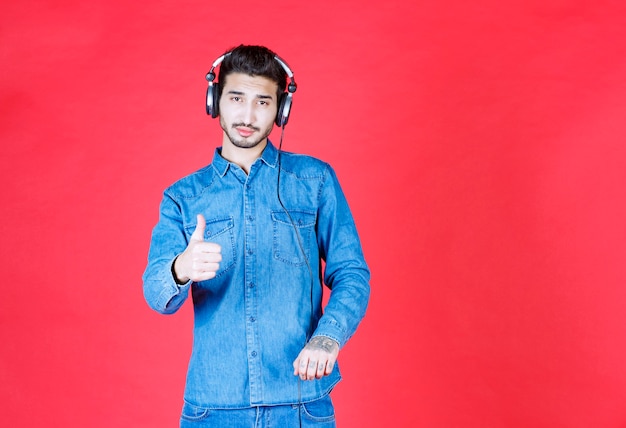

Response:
(142, 142), (370, 408)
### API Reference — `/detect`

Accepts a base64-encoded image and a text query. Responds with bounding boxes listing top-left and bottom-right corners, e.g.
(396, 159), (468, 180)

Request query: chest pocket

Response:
(271, 210), (316, 266)
(185, 216), (236, 278)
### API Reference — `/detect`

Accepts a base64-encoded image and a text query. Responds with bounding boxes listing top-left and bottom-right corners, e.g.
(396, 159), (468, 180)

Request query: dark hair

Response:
(217, 45), (287, 100)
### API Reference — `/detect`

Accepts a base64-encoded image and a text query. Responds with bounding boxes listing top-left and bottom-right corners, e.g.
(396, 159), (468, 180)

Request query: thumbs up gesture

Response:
(173, 214), (222, 283)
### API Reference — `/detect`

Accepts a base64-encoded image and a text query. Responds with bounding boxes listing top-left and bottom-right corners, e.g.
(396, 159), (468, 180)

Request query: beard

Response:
(220, 117), (273, 149)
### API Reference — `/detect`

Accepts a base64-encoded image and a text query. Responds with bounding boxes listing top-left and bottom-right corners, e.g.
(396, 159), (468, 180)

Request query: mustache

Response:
(232, 123), (260, 131)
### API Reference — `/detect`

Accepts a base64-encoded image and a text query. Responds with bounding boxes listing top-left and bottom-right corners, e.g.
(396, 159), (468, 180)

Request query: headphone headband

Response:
(205, 50), (297, 126)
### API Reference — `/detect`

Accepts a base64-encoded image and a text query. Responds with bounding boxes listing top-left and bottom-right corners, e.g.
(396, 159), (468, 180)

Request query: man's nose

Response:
(242, 102), (256, 124)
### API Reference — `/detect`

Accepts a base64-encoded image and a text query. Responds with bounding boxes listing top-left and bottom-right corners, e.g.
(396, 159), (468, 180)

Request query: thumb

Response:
(190, 214), (206, 242)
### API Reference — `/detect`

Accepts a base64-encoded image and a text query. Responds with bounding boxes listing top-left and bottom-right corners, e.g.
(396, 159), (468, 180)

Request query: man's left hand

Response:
(293, 336), (340, 381)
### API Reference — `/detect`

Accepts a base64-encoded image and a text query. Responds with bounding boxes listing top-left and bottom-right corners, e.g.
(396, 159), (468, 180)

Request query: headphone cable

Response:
(276, 125), (315, 428)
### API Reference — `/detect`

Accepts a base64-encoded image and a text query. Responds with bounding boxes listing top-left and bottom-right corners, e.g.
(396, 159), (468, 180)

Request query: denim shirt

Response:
(142, 142), (370, 408)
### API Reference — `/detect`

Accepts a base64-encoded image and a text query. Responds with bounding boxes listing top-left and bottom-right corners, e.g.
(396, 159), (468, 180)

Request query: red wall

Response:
(2, 1), (626, 426)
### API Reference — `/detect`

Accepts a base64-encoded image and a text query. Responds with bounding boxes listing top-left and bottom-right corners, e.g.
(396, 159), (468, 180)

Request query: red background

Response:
(2, 1), (626, 426)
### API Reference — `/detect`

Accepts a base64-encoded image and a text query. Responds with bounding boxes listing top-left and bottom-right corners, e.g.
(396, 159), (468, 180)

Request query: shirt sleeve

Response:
(142, 190), (192, 314)
(312, 165), (371, 348)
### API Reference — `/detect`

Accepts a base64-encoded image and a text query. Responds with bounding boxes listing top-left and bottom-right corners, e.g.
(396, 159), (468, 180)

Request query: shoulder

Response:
(278, 151), (333, 179)
(163, 164), (217, 200)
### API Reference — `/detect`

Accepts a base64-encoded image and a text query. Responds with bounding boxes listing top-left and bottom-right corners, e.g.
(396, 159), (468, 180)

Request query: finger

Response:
(194, 269), (219, 281)
(197, 242), (222, 255)
(293, 354), (304, 375)
(193, 260), (221, 273)
(315, 361), (327, 379)
(298, 357), (309, 378)
(192, 253), (222, 280)
(306, 360), (319, 380)
(190, 214), (206, 242)
(295, 354), (311, 380)
(191, 245), (222, 265)
(325, 358), (335, 376)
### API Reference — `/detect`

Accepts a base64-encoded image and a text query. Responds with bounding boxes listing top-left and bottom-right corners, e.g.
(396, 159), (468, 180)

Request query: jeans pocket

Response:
(301, 395), (335, 423)
(180, 401), (210, 422)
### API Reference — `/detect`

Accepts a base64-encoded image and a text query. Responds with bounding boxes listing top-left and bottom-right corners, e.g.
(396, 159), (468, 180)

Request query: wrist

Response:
(172, 255), (189, 285)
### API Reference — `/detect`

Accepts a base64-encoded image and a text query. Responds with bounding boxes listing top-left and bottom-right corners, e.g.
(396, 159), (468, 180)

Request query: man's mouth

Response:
(233, 124), (259, 137)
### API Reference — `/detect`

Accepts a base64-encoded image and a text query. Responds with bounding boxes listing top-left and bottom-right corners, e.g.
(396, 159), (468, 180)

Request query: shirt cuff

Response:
(312, 317), (347, 349)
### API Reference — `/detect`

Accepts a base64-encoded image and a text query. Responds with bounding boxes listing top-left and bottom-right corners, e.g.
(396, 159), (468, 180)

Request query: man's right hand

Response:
(173, 214), (222, 283)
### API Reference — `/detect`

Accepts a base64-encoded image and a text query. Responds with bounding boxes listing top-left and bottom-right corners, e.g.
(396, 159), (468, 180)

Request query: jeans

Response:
(180, 395), (336, 428)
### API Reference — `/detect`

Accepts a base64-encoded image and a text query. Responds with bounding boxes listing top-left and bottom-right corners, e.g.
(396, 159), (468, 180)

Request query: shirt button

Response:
(247, 216), (254, 222)
(251, 351), (257, 357)
(249, 282), (255, 288)
(250, 316), (256, 322)
(247, 249), (253, 255)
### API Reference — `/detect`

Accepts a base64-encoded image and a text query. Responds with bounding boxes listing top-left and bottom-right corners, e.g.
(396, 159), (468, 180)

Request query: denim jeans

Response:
(180, 394), (336, 428)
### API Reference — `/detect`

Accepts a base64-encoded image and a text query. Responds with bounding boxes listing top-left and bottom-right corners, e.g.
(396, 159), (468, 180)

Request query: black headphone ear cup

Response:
(212, 85), (220, 118)
(205, 85), (212, 116)
(206, 84), (220, 117)
(275, 92), (292, 127)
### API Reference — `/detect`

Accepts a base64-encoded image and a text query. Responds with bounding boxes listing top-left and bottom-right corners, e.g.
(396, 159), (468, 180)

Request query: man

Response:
(143, 45), (370, 427)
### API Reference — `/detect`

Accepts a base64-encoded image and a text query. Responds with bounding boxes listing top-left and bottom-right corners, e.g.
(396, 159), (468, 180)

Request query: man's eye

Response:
(232, 96), (241, 102)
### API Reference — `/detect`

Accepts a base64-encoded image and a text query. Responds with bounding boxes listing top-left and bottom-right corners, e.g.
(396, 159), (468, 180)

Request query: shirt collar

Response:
(211, 140), (279, 177)
(259, 140), (279, 168)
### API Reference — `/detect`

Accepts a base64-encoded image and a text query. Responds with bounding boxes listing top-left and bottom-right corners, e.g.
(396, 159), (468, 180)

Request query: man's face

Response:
(219, 72), (279, 149)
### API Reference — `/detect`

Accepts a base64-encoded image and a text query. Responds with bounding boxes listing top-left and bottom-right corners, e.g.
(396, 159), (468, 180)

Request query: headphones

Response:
(205, 51), (298, 127)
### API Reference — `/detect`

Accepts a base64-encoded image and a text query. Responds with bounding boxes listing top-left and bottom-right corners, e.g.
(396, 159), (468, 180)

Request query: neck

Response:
(220, 136), (268, 175)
